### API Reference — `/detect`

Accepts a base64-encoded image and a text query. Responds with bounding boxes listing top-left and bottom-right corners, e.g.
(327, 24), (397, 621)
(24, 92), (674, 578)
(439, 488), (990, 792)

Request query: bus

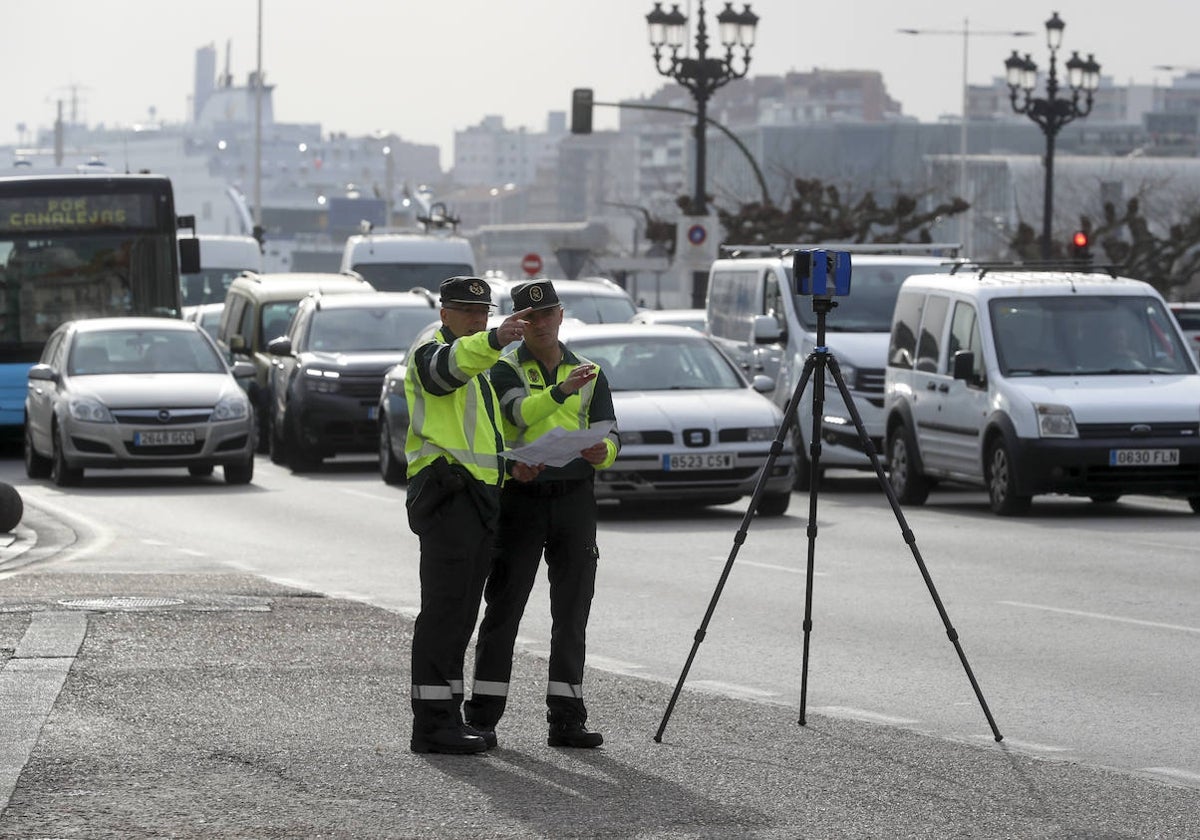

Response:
(0, 173), (199, 435)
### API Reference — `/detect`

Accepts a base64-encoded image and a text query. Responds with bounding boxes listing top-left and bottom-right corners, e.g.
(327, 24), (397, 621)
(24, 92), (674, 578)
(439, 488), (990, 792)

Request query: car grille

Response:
(336, 374), (386, 400)
(638, 466), (762, 483)
(1076, 422), (1198, 440)
(124, 441), (205, 456)
(854, 367), (886, 394)
(111, 408), (213, 425)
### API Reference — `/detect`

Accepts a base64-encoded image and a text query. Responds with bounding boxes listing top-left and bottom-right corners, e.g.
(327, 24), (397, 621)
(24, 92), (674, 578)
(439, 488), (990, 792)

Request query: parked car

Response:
(1169, 302), (1200, 363)
(264, 291), (439, 472)
(884, 267), (1200, 515)
(215, 270), (375, 450)
(552, 277), (638, 323)
(629, 308), (706, 331)
(558, 323), (795, 514)
(24, 318), (256, 486)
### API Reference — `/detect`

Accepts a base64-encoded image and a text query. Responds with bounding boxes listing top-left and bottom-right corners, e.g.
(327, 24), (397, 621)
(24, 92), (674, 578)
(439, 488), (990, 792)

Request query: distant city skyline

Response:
(5, 0), (1199, 169)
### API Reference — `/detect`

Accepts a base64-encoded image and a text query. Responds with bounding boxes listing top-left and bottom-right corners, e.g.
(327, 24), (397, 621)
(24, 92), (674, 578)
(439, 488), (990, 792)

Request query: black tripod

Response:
(654, 294), (1003, 743)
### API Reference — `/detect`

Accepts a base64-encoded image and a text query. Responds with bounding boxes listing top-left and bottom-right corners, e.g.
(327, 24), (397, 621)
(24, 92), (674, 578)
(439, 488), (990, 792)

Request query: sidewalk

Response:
(1, 520), (1199, 837)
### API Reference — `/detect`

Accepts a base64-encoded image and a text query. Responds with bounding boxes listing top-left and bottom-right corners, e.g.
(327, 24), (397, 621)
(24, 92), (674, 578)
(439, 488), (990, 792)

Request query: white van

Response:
(180, 234), (263, 307)
(340, 216), (475, 293)
(883, 267), (1200, 515)
(705, 244), (958, 488)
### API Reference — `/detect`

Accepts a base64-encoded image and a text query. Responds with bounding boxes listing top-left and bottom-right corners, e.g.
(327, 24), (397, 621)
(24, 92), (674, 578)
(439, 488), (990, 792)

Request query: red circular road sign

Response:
(521, 253), (543, 276)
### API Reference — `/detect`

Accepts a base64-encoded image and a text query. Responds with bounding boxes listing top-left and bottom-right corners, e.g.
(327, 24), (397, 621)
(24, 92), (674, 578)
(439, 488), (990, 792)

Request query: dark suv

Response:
(264, 291), (438, 471)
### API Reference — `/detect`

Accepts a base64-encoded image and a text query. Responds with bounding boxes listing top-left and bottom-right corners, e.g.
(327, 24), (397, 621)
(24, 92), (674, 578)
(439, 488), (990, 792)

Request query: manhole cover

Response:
(58, 597), (186, 610)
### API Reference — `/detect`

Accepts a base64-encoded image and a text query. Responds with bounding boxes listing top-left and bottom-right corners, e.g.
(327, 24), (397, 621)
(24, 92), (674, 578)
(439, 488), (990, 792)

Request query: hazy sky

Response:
(5, 0), (1199, 166)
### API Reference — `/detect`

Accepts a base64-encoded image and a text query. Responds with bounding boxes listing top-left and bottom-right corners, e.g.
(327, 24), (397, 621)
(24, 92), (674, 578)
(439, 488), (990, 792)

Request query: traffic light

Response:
(571, 88), (593, 135)
(1070, 229), (1092, 263)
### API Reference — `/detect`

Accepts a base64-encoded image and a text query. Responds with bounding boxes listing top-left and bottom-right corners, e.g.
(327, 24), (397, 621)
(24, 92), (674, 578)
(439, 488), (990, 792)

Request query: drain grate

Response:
(58, 596), (186, 610)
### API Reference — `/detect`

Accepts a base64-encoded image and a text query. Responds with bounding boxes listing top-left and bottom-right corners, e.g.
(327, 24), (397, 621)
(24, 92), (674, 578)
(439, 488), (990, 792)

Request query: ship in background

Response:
(4, 42), (449, 273)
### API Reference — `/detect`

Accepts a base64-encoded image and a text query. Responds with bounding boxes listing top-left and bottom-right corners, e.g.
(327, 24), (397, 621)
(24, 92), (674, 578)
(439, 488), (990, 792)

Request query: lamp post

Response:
(1005, 11), (1101, 259)
(646, 1), (758, 216)
(899, 20), (1032, 256)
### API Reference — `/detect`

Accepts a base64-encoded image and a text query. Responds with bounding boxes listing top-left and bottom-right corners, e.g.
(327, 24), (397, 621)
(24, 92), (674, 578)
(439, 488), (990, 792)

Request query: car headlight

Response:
(746, 426), (777, 442)
(304, 367), (341, 393)
(1036, 403), (1078, 438)
(618, 430), (644, 446)
(68, 397), (114, 423)
(212, 393), (250, 421)
(824, 361), (856, 390)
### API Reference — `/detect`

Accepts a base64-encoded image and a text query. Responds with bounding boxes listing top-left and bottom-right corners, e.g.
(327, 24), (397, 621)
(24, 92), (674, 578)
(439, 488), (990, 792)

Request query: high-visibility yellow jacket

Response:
(405, 325), (506, 485)
(492, 343), (619, 481)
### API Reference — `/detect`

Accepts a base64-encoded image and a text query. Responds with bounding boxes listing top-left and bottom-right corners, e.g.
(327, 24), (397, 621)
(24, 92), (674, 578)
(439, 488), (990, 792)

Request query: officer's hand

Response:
(496, 308), (532, 346)
(511, 461), (545, 482)
(560, 363), (597, 395)
(580, 441), (608, 465)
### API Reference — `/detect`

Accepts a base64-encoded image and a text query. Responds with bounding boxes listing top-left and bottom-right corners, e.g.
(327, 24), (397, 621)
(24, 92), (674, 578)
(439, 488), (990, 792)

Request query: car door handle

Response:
(937, 383), (949, 393)
(925, 381), (937, 390)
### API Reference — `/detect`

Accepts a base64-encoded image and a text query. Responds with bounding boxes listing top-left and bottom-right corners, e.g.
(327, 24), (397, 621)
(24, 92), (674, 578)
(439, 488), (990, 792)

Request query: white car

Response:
(628, 308), (706, 331)
(25, 318), (257, 486)
(559, 323), (795, 515)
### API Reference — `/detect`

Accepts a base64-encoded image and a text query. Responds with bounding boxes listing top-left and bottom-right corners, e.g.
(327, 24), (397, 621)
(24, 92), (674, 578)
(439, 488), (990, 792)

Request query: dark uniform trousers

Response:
(465, 476), (598, 728)
(409, 471), (497, 730)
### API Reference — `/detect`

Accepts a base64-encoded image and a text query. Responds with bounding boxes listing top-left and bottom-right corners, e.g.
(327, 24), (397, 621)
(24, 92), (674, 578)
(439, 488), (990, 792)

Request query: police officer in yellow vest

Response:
(405, 276), (535, 755)
(465, 279), (620, 749)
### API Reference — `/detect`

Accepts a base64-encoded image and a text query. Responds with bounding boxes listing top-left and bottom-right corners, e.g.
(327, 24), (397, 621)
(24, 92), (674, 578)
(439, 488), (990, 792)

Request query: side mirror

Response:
(266, 336), (293, 356)
(750, 374), (775, 393)
(229, 335), (248, 355)
(178, 236), (201, 275)
(751, 314), (783, 345)
(231, 360), (257, 379)
(28, 363), (58, 383)
(952, 350), (975, 381)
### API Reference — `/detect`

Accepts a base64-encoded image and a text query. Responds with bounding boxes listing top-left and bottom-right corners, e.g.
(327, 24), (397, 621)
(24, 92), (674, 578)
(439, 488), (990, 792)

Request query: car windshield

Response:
(989, 295), (1195, 376)
(570, 336), (744, 391)
(791, 264), (953, 332)
(352, 262), (473, 293)
(69, 329), (227, 375)
(557, 289), (637, 323)
(309, 306), (439, 352)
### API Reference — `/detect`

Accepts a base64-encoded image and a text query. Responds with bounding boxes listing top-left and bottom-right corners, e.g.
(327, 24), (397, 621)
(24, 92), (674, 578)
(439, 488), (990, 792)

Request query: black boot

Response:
(411, 724), (488, 755)
(547, 720), (603, 748)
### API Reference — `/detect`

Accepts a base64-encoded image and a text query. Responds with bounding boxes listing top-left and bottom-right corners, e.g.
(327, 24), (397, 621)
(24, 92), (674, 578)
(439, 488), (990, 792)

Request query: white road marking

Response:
(986, 736), (1072, 753)
(176, 548), (208, 557)
(141, 539), (168, 546)
(811, 705), (919, 725)
(1138, 767), (1200, 786)
(688, 680), (780, 700)
(1001, 601), (1200, 635)
(740, 559), (825, 576)
(337, 488), (395, 502)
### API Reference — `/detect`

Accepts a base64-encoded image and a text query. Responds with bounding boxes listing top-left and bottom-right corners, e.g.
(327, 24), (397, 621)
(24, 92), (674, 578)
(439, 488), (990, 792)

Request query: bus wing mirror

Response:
(179, 237), (201, 275)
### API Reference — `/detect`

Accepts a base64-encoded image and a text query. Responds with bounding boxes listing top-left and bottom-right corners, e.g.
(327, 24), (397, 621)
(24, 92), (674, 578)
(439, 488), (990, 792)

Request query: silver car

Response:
(25, 318), (256, 486)
(559, 323), (795, 515)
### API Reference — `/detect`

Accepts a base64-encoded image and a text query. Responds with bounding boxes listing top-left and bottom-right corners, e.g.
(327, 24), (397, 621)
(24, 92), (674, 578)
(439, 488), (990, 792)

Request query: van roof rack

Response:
(949, 260), (1122, 279)
(719, 242), (962, 258)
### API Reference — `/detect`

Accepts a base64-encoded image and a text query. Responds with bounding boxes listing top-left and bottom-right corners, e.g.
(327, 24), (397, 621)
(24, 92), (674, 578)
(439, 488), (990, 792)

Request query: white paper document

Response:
(501, 421), (615, 468)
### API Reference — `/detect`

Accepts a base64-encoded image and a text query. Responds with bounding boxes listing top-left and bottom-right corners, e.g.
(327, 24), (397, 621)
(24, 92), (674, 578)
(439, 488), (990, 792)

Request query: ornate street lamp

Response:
(1005, 11), (1102, 259)
(646, 1), (758, 216)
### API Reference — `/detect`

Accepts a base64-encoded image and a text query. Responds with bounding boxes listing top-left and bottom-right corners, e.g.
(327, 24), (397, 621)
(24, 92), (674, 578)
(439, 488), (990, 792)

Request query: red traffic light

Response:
(1072, 230), (1089, 248)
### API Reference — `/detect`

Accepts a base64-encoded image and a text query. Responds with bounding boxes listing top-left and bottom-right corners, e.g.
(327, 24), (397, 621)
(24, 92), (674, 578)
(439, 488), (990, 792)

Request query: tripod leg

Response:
(654, 354), (819, 743)
(824, 354), (1003, 742)
(798, 349), (827, 726)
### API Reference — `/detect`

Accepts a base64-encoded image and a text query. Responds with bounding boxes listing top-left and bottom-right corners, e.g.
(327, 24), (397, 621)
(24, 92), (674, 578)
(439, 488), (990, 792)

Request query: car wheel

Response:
(24, 425), (52, 479)
(757, 491), (791, 517)
(50, 425), (83, 487)
(379, 418), (406, 485)
(223, 456), (254, 485)
(284, 410), (321, 473)
(887, 423), (930, 505)
(985, 437), (1031, 516)
(1188, 496), (1200, 514)
(188, 465), (215, 477)
(268, 413), (287, 465)
(791, 427), (820, 491)
(1089, 493), (1121, 504)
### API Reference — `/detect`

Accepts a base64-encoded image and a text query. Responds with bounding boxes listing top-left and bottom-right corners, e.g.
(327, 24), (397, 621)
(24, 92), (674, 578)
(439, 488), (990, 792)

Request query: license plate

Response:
(134, 429), (196, 446)
(663, 452), (735, 471)
(1108, 448), (1179, 467)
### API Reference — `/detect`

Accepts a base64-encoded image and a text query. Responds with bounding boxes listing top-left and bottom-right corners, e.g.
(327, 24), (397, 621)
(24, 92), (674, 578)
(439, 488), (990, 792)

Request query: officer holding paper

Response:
(465, 279), (620, 749)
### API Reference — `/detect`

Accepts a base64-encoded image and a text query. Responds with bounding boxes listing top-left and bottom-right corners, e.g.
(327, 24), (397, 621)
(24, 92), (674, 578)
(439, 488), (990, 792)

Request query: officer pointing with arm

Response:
(405, 275), (534, 755)
(465, 279), (620, 749)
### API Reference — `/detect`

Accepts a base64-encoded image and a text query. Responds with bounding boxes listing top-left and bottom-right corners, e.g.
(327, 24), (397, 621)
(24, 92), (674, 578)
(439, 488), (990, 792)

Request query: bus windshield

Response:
(0, 174), (184, 431)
